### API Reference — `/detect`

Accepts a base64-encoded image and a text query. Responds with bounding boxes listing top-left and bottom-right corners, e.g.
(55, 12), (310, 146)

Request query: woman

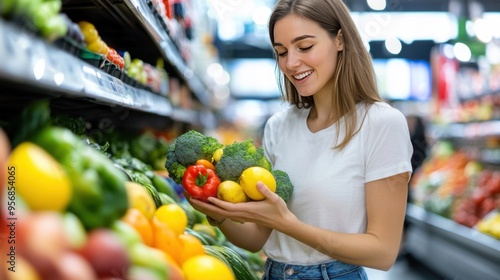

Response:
(187, 0), (413, 279)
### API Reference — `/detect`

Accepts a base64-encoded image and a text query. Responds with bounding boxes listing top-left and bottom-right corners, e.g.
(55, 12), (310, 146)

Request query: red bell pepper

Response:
(182, 164), (221, 202)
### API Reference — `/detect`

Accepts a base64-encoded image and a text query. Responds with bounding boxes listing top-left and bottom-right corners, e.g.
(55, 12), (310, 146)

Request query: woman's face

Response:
(273, 14), (343, 98)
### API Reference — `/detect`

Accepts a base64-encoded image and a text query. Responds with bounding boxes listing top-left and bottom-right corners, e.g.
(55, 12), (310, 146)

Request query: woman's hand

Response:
(186, 182), (294, 230)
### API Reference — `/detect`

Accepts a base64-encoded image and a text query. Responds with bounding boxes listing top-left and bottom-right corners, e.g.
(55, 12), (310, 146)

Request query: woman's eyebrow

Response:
(273, 34), (316, 46)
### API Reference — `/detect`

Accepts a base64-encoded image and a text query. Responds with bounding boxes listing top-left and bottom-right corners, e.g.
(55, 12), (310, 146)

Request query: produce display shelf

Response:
(119, 0), (210, 105)
(405, 204), (500, 280)
(430, 120), (500, 139)
(0, 19), (178, 119)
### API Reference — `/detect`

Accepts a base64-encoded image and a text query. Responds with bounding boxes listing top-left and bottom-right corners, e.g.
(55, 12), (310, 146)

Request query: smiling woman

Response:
(184, 1), (413, 280)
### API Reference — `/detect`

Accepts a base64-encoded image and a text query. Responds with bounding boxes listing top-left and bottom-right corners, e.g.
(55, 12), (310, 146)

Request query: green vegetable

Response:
(271, 169), (294, 203)
(32, 126), (128, 230)
(215, 139), (271, 182)
(209, 245), (258, 280)
(5, 100), (51, 148)
(173, 130), (223, 166)
(164, 143), (184, 184)
(151, 173), (181, 202)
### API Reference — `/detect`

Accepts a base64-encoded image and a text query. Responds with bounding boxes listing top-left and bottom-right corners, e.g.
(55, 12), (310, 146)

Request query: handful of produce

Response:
(165, 130), (294, 203)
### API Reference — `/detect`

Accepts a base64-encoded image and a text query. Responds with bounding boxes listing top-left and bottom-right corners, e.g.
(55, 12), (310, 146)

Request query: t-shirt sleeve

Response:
(364, 106), (413, 183)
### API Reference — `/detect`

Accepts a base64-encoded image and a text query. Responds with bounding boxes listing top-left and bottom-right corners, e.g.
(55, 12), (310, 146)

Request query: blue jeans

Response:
(261, 258), (368, 280)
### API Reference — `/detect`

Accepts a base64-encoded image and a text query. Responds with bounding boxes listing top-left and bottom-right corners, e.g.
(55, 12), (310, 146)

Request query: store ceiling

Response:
(344, 0), (500, 12)
(213, 0), (499, 100)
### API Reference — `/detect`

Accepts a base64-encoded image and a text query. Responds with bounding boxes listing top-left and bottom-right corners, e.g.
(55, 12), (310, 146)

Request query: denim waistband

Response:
(262, 258), (367, 280)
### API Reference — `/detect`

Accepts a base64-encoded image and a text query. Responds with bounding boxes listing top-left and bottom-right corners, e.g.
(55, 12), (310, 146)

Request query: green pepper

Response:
(32, 126), (128, 229)
(182, 164), (220, 202)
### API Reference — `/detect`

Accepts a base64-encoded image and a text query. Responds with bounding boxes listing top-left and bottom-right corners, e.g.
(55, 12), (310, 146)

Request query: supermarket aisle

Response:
(365, 256), (444, 280)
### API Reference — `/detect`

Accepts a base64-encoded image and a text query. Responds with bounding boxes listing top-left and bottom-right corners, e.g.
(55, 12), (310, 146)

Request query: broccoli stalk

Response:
(272, 169), (294, 203)
(215, 139), (272, 182)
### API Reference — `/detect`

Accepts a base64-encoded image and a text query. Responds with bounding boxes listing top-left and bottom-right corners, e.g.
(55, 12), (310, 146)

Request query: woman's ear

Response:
(336, 29), (344, 51)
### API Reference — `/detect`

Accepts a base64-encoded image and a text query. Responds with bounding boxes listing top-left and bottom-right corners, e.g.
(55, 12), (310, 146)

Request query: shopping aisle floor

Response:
(365, 255), (445, 280)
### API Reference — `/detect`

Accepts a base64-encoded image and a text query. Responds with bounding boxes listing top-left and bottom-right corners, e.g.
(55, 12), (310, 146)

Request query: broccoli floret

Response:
(272, 169), (294, 203)
(165, 143), (184, 184)
(215, 139), (272, 182)
(174, 130), (223, 166)
(167, 161), (187, 184)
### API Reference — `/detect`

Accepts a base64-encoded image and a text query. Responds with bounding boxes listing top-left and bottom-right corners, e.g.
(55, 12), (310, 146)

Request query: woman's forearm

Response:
(218, 221), (272, 252)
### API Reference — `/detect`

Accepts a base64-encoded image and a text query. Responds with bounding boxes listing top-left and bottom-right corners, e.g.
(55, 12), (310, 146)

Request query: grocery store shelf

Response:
(405, 204), (500, 280)
(71, 0), (210, 105)
(0, 19), (208, 128)
(430, 120), (500, 139)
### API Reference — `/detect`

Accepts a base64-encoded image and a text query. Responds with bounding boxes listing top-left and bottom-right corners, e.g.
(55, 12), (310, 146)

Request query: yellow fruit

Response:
(217, 180), (248, 203)
(212, 148), (223, 162)
(125, 181), (157, 221)
(239, 167), (276, 200)
(182, 255), (235, 280)
(7, 142), (71, 211)
(154, 204), (188, 236)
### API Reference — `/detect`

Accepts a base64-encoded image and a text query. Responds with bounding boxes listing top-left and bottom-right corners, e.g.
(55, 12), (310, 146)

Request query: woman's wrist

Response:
(206, 215), (226, 227)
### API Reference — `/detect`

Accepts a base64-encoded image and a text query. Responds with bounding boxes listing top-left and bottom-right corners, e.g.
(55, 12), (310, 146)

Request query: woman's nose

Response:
(286, 51), (301, 69)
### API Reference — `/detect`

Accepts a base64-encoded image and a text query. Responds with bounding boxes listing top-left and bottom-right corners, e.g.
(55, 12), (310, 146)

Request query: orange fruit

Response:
(178, 233), (206, 265)
(152, 218), (183, 265)
(121, 208), (154, 246)
(182, 255), (235, 280)
(154, 204), (188, 236)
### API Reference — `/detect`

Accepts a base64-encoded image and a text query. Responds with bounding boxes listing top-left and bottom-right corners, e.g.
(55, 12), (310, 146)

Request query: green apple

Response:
(110, 220), (142, 250)
(39, 14), (68, 42)
(0, 0), (16, 16)
(129, 243), (169, 279)
(62, 212), (88, 250)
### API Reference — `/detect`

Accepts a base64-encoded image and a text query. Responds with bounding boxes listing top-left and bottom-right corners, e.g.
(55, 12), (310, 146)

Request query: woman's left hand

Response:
(188, 182), (293, 229)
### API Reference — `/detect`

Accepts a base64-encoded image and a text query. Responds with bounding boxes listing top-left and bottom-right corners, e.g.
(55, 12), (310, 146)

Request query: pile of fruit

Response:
(0, 101), (264, 279)
(165, 130), (294, 204)
(411, 140), (500, 240)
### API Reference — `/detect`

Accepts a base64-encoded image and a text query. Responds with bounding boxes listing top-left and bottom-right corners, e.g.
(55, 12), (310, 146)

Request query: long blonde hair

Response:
(268, 0), (382, 149)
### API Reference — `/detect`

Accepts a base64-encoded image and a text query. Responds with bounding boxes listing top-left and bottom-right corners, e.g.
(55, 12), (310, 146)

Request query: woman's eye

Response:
(299, 45), (313, 52)
(277, 51), (287, 57)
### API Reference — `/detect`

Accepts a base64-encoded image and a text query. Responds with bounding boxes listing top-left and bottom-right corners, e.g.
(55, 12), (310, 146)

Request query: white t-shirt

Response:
(261, 102), (413, 265)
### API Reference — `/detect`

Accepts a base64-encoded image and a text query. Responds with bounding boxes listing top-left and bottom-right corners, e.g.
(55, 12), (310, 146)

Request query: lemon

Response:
(212, 148), (223, 162)
(239, 167), (276, 200)
(125, 181), (157, 221)
(217, 181), (248, 203)
(7, 142), (71, 211)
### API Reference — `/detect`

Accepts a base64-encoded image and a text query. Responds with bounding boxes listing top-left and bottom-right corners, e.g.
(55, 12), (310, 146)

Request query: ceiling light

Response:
(367, 0), (386, 11)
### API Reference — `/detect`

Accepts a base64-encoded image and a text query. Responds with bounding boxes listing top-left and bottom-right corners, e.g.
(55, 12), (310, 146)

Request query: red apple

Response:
(80, 229), (131, 278)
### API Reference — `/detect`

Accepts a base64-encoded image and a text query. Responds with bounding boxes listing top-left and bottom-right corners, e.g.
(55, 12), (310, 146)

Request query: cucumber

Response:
(184, 227), (210, 245)
(203, 245), (231, 267)
(212, 245), (258, 280)
(142, 183), (163, 208)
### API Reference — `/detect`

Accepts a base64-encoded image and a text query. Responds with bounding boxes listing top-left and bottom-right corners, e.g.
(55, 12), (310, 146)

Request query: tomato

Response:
(154, 204), (188, 236)
(7, 142), (71, 211)
(182, 255), (235, 280)
(239, 166), (276, 200)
